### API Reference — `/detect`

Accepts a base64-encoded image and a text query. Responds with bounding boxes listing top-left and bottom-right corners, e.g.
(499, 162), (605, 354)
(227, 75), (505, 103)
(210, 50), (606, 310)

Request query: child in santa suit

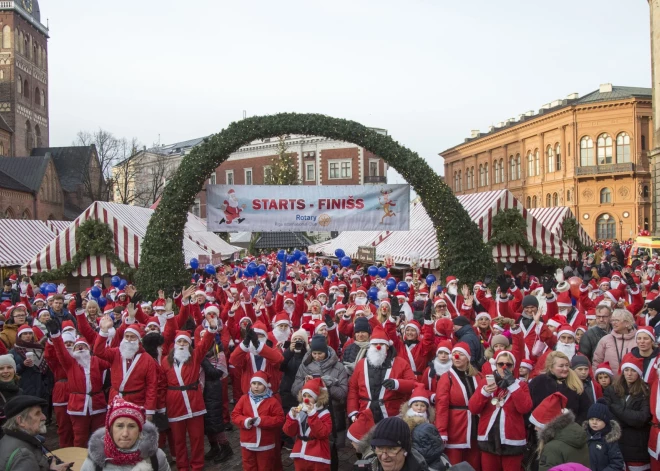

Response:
(231, 371), (285, 471)
(283, 377), (333, 471)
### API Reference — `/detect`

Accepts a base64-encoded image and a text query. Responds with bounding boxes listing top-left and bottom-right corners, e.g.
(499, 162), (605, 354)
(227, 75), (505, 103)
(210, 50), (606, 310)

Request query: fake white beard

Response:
(406, 408), (427, 419)
(66, 347), (74, 355)
(355, 298), (367, 306)
(73, 350), (91, 369)
(448, 285), (457, 296)
(273, 327), (291, 343)
(173, 346), (192, 363)
(284, 304), (295, 314)
(433, 359), (452, 376)
(415, 295), (428, 303)
(366, 345), (387, 367)
(610, 280), (621, 289)
(556, 341), (576, 361)
(119, 339), (139, 360)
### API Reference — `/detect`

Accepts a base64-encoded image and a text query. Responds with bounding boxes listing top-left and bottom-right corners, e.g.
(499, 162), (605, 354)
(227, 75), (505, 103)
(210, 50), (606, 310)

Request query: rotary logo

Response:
(318, 213), (331, 227)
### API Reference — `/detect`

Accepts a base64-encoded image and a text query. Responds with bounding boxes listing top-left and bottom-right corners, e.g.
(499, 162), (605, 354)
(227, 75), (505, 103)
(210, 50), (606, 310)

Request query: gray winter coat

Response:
(579, 325), (610, 362)
(80, 422), (170, 471)
(0, 429), (50, 471)
(292, 348), (348, 403)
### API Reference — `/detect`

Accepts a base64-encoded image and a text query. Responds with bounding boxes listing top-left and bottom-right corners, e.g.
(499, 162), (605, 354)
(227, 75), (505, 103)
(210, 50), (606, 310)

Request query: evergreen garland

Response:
(32, 219), (136, 283)
(561, 217), (592, 254)
(136, 113), (495, 297)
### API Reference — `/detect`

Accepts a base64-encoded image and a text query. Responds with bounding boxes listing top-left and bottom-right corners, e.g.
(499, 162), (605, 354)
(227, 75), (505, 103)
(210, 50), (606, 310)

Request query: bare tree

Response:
(134, 151), (175, 207)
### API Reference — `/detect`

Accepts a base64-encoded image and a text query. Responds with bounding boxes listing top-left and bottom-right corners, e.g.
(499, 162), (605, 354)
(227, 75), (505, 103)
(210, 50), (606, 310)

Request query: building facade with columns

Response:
(440, 84), (653, 241)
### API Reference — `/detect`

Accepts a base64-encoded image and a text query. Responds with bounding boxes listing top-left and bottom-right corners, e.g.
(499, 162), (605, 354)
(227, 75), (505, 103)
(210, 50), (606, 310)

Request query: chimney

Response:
(497, 121), (505, 128)
(599, 83), (613, 93)
(525, 110), (534, 117)
(540, 103), (551, 110)
(566, 92), (579, 100)
(488, 125), (495, 132)
(470, 130), (480, 138)
(518, 114), (526, 121)
(507, 118), (516, 124)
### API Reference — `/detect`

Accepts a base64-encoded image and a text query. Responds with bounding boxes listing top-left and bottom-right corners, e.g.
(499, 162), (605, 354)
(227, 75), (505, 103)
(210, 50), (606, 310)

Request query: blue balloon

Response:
(193, 273), (200, 282)
(386, 278), (397, 292)
(286, 255), (295, 264)
(97, 296), (107, 308)
(90, 286), (101, 298)
(340, 256), (351, 268)
(335, 249), (345, 259)
(397, 281), (409, 293)
(367, 266), (378, 277)
(205, 264), (216, 275)
(119, 279), (128, 290)
(378, 267), (388, 278)
(39, 282), (48, 294)
(426, 274), (437, 286)
(190, 258), (199, 270)
(299, 255), (308, 266)
(257, 264), (267, 276)
(277, 250), (286, 262)
(321, 267), (329, 277)
(246, 262), (257, 276)
(47, 283), (57, 294)
(367, 286), (379, 301)
(332, 265), (339, 271)
(111, 276), (121, 288)
(293, 249), (302, 261)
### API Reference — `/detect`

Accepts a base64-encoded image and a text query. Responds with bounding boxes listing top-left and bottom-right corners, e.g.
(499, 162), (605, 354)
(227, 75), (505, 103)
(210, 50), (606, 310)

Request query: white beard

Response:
(273, 327), (291, 343)
(73, 350), (91, 369)
(366, 345), (387, 368)
(66, 347), (74, 356)
(433, 359), (452, 376)
(284, 304), (295, 315)
(228, 196), (239, 208)
(405, 408), (427, 418)
(119, 339), (139, 360)
(355, 298), (367, 306)
(448, 285), (457, 296)
(555, 341), (576, 361)
(173, 346), (191, 364)
(611, 280), (620, 289)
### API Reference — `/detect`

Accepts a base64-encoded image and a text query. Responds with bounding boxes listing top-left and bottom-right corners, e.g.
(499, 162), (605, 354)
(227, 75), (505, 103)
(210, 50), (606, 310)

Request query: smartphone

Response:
(312, 374), (321, 379)
(486, 374), (495, 385)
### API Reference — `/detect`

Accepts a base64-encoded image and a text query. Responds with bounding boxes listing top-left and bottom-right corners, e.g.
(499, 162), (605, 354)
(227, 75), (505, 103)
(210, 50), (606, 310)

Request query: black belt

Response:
(119, 389), (141, 395)
(449, 406), (469, 410)
(168, 381), (199, 391)
(298, 436), (314, 442)
(413, 371), (422, 376)
(70, 391), (102, 397)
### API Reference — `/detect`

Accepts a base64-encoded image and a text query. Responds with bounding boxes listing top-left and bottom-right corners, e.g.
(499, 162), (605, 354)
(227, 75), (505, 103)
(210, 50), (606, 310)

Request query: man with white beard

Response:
(47, 320), (110, 447)
(94, 314), (158, 420)
(529, 323), (579, 378)
(271, 312), (292, 345)
(442, 275), (474, 319)
(347, 326), (416, 424)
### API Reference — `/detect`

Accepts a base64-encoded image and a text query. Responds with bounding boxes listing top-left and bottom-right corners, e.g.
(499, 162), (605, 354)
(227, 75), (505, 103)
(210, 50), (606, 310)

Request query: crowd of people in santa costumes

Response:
(9, 243), (660, 470)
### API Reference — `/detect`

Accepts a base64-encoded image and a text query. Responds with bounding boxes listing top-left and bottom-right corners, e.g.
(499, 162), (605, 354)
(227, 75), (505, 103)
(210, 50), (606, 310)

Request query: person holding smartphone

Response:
(279, 328), (309, 450)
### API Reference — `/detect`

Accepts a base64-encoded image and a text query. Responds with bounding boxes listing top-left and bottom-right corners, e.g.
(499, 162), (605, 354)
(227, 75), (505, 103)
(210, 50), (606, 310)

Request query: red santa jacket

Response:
(283, 407), (333, 465)
(441, 293), (474, 320)
(93, 331), (158, 415)
(385, 318), (434, 378)
(229, 340), (284, 396)
(338, 311), (380, 339)
(231, 394), (285, 451)
(435, 367), (482, 448)
(161, 327), (216, 422)
(51, 333), (110, 416)
(44, 341), (69, 407)
(468, 377), (532, 446)
(497, 297), (556, 359)
(347, 353), (416, 419)
(649, 375), (660, 459)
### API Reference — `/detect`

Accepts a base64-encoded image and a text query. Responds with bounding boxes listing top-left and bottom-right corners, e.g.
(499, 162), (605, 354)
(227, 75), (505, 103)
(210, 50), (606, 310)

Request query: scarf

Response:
(13, 339), (49, 375)
(103, 431), (142, 467)
(249, 389), (273, 405)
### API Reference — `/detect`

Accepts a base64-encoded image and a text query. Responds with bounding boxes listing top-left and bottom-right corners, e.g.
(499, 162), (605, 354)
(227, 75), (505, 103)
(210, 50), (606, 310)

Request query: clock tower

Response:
(0, 0), (48, 157)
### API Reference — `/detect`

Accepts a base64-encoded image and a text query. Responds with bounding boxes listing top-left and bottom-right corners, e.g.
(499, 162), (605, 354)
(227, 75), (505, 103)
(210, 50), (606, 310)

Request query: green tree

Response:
(264, 136), (300, 185)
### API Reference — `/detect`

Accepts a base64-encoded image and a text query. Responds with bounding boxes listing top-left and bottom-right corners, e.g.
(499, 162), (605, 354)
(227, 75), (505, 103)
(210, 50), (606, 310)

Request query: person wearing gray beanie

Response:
(370, 416), (428, 470)
(522, 295), (539, 309)
(0, 352), (21, 429)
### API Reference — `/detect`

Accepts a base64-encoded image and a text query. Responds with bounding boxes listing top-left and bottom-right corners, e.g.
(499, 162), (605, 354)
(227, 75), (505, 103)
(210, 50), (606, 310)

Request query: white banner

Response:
(207, 184), (410, 232)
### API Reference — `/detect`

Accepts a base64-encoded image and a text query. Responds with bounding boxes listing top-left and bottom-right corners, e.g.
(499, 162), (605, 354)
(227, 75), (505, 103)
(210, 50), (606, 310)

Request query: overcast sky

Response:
(45, 0), (651, 180)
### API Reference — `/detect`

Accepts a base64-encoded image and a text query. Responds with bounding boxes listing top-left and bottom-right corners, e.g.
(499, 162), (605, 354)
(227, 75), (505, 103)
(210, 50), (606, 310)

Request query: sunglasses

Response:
(497, 362), (514, 368)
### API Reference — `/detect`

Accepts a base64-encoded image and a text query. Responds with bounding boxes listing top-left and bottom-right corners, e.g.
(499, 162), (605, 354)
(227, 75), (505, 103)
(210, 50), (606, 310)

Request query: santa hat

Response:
(611, 271), (622, 280)
(273, 312), (291, 327)
(150, 299), (165, 311)
(491, 320), (505, 332)
(33, 294), (46, 304)
(239, 316), (253, 327)
(36, 309), (50, 320)
(146, 316), (161, 330)
(520, 357), (535, 371)
(603, 290), (620, 305)
(418, 286), (429, 295)
(557, 324), (575, 339)
(103, 303), (115, 315)
(337, 280), (347, 289)
(408, 383), (430, 406)
(599, 277), (611, 287)
(595, 361), (614, 378)
(635, 326), (656, 343)
(547, 315), (567, 329)
(74, 337), (90, 349)
(646, 291), (658, 304)
(575, 325), (587, 334)
(106, 396), (146, 431)
(445, 276), (458, 284)
(379, 297), (391, 306)
(494, 349), (516, 369)
(117, 290), (127, 298)
(475, 311), (491, 322)
(436, 340), (452, 356)
(334, 303), (347, 315)
(434, 318), (453, 337)
(17, 324), (33, 338)
(356, 287), (367, 296)
(251, 321), (268, 337)
(586, 309), (596, 320)
(174, 330), (192, 344)
(347, 409), (375, 443)
(283, 293), (295, 303)
(93, 277), (102, 283)
(404, 320), (422, 336)
(204, 304), (220, 317)
(452, 342), (471, 360)
(556, 291), (572, 309)
(301, 377), (326, 400)
(530, 392), (569, 429)
(620, 352), (644, 377)
(316, 289), (328, 299)
(395, 291), (406, 300)
(369, 326), (392, 346)
(62, 331), (76, 344)
(313, 319), (328, 334)
(433, 296), (447, 307)
(250, 371), (271, 389)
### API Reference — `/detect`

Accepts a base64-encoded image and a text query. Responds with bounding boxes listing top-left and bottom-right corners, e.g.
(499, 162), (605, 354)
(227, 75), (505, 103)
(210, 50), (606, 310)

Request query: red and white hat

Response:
(556, 291), (572, 309)
(520, 357), (535, 371)
(452, 342), (471, 360)
(646, 291), (658, 304)
(125, 324), (144, 340)
(395, 291), (407, 301)
(251, 321), (268, 337)
(347, 409), (375, 443)
(620, 352), (644, 377)
(530, 392), (569, 429)
(146, 316), (161, 330)
(74, 337), (90, 349)
(556, 324), (575, 339)
(603, 289), (620, 305)
(313, 319), (328, 334)
(174, 330), (192, 344)
(408, 383), (430, 406)
(273, 312), (291, 328)
(301, 377), (326, 400)
(547, 315), (567, 329)
(404, 320), (422, 336)
(36, 308), (50, 320)
(369, 326), (391, 346)
(575, 325), (587, 334)
(17, 324), (33, 338)
(635, 326), (656, 343)
(106, 396), (146, 431)
(595, 361), (614, 377)
(433, 296), (447, 307)
(475, 311), (491, 322)
(250, 371), (271, 389)
(204, 304), (220, 316)
(334, 303), (347, 315)
(445, 276), (458, 284)
(436, 340), (452, 356)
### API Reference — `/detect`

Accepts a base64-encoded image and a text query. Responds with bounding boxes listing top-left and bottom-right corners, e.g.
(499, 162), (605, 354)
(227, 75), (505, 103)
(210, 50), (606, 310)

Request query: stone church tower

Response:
(0, 0), (48, 157)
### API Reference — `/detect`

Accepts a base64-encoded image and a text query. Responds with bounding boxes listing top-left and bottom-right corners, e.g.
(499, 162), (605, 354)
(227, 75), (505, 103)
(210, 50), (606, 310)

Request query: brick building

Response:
(0, 155), (62, 219)
(440, 84), (652, 241)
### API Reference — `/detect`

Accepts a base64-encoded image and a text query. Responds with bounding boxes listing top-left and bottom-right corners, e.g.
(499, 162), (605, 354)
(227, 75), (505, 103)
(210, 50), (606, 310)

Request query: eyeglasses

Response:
(595, 315), (610, 320)
(497, 362), (513, 368)
(373, 446), (403, 457)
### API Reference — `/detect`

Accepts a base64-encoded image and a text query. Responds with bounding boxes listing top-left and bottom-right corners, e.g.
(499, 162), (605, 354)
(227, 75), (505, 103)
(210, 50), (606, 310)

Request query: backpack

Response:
(94, 454), (159, 471)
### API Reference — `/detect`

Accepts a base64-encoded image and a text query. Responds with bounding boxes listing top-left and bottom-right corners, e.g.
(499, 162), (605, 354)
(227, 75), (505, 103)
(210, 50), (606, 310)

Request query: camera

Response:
(295, 340), (305, 350)
(353, 456), (377, 470)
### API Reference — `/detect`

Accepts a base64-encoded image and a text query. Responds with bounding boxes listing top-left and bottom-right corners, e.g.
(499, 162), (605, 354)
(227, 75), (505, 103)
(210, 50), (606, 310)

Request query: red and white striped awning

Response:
(0, 219), (65, 267)
(21, 201), (242, 277)
(529, 207), (593, 247)
(45, 220), (71, 235)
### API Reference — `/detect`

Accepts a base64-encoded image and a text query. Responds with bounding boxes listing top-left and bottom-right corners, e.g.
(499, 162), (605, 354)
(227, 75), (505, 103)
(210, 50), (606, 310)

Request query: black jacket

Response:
(529, 373), (591, 424)
(201, 357), (224, 434)
(584, 420), (625, 471)
(279, 347), (306, 411)
(411, 423), (448, 471)
(0, 378), (22, 437)
(603, 384), (651, 463)
(579, 325), (610, 363)
(455, 324), (483, 368)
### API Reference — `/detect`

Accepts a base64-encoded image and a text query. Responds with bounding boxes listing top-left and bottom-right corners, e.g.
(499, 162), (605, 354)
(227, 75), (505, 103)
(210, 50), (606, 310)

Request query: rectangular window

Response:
(245, 169), (253, 185)
(329, 162), (339, 179)
(341, 161), (351, 178)
(226, 170), (234, 185)
(264, 166), (272, 183)
(191, 198), (200, 217)
(369, 160), (378, 176)
(306, 163), (315, 181)
(209, 173), (216, 185)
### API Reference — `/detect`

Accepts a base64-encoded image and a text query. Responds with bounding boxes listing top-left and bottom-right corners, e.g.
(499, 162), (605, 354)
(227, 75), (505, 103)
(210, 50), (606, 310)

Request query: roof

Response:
(150, 136), (209, 155)
(0, 219), (65, 267)
(575, 86), (651, 105)
(0, 156), (50, 192)
(309, 230), (390, 259)
(0, 169), (31, 193)
(31, 146), (95, 193)
(253, 232), (314, 249)
(529, 207), (594, 247)
(21, 202), (242, 277)
(0, 115), (13, 134)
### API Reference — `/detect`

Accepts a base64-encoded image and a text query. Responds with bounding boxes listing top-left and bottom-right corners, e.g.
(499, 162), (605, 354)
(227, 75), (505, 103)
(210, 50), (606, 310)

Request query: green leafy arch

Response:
(137, 113), (494, 295)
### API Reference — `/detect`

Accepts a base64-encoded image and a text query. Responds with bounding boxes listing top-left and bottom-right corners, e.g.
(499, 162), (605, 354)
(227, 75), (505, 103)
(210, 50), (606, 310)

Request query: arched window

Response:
(553, 192), (558, 206)
(23, 36), (27, 57)
(4, 207), (13, 218)
(479, 164), (484, 187)
(34, 86), (39, 105)
(16, 74), (21, 94)
(600, 187), (612, 204)
(532, 195), (537, 208)
(580, 136), (594, 166)
(25, 120), (32, 151)
(644, 185), (649, 198)
(616, 132), (631, 163)
(499, 158), (504, 183)
(32, 42), (36, 62)
(534, 149), (540, 175)
(526, 196), (531, 209)
(40, 89), (45, 106)
(21, 209), (30, 219)
(484, 163), (489, 185)
(2, 25), (10, 49)
(546, 193), (552, 207)
(509, 156), (515, 181)
(556, 144), (561, 171)
(23, 80), (28, 98)
(458, 170), (462, 191)
(597, 133), (613, 165)
(527, 152), (534, 177)
(18, 31), (23, 54)
(567, 189), (572, 202)
(454, 171), (458, 191)
(596, 214), (616, 239)
(547, 146), (555, 173)
(494, 160), (500, 184)
(516, 154), (521, 180)
(35, 124), (41, 147)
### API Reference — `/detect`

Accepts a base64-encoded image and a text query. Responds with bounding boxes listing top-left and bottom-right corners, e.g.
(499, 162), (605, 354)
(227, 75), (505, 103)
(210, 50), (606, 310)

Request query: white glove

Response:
(554, 269), (564, 283)
(19, 281), (28, 294)
(57, 283), (66, 294)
